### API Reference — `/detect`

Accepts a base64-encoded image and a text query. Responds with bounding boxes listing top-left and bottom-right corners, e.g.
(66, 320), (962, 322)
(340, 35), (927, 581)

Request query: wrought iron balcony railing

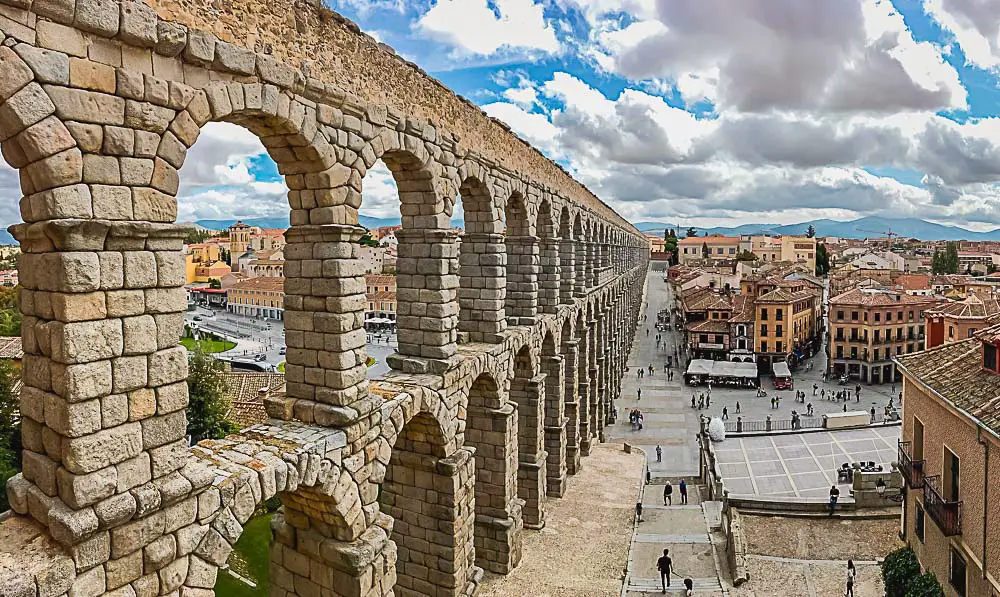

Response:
(923, 474), (962, 536)
(898, 441), (925, 488)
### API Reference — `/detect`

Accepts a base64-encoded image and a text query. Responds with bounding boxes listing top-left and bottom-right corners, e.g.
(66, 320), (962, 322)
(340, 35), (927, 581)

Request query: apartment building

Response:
(925, 295), (1000, 348)
(895, 327), (1000, 597)
(753, 288), (818, 373)
(227, 276), (285, 320)
(828, 288), (941, 384)
(677, 235), (740, 264)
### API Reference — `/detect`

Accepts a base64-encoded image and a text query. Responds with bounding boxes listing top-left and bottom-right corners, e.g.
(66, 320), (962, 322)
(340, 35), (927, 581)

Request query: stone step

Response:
(633, 533), (711, 544)
(628, 576), (724, 593)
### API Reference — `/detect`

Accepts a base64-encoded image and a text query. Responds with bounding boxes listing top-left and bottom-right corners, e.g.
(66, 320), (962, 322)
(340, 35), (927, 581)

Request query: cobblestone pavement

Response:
(731, 515), (903, 597)
(477, 443), (644, 597)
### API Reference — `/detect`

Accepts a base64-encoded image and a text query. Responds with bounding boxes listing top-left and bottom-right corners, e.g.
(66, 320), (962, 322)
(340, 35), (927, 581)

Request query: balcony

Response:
(923, 475), (962, 536)
(897, 441), (925, 488)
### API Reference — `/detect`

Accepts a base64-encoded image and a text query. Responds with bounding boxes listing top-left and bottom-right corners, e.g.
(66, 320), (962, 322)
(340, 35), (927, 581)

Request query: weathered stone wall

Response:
(0, 0), (650, 595)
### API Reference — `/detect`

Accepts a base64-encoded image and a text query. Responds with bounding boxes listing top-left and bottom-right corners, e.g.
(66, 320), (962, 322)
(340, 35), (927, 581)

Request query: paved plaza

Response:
(712, 426), (900, 497)
(611, 270), (904, 481)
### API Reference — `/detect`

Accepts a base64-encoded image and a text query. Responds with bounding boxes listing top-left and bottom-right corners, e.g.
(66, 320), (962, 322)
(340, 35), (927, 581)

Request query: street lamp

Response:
(875, 477), (886, 498)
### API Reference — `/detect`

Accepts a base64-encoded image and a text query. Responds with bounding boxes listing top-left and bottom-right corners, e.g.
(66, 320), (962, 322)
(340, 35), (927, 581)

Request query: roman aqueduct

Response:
(0, 0), (649, 595)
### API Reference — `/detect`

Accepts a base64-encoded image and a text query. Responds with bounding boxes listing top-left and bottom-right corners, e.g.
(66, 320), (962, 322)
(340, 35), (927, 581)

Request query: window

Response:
(715, 334), (724, 344)
(851, 347), (858, 359)
(915, 506), (925, 542)
(944, 447), (960, 502)
(985, 343), (998, 372)
(700, 334), (709, 343)
(852, 311), (859, 321)
(875, 312), (881, 322)
(949, 325), (955, 338)
(969, 328), (977, 338)
(760, 325), (768, 337)
(760, 341), (768, 353)
(776, 341), (784, 353)
(712, 312), (719, 319)
(776, 325), (783, 337)
(874, 348), (880, 361)
(717, 247), (723, 254)
(913, 418), (924, 461)
(837, 310), (844, 320)
(761, 308), (768, 321)
(836, 346), (843, 358)
(950, 547), (967, 597)
(776, 308), (784, 321)
(874, 330), (880, 343)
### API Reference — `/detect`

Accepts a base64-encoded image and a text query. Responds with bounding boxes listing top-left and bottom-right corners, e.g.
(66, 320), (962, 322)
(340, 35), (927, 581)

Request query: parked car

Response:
(193, 316), (203, 322)
(279, 346), (286, 355)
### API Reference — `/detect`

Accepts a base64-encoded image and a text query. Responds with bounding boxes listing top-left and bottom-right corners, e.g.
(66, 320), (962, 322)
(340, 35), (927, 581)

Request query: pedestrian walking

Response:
(679, 479), (688, 504)
(646, 466), (651, 485)
(890, 382), (895, 395)
(706, 393), (711, 407)
(635, 501), (643, 523)
(657, 548), (673, 593)
(691, 394), (696, 408)
(870, 405), (876, 423)
(656, 444), (662, 462)
(722, 406), (729, 420)
(663, 480), (673, 506)
(735, 401), (741, 414)
(845, 559), (856, 597)
(813, 383), (818, 396)
(829, 485), (840, 516)
(637, 388), (642, 401)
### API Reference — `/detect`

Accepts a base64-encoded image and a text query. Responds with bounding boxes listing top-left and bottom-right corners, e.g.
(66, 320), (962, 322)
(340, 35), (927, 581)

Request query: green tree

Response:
(220, 248), (231, 265)
(359, 232), (380, 247)
(0, 286), (19, 337)
(882, 546), (944, 597)
(905, 572), (944, 597)
(185, 228), (211, 244)
(931, 249), (943, 274)
(815, 243), (830, 276)
(685, 227), (698, 238)
(806, 224), (816, 238)
(0, 359), (20, 511)
(186, 349), (238, 442)
(736, 250), (757, 262)
(664, 235), (679, 265)
(945, 242), (959, 274)
(702, 241), (710, 259)
(209, 278), (222, 289)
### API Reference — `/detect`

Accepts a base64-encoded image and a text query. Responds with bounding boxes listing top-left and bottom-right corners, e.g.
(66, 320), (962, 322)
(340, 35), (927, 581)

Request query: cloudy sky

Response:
(6, 0), (1000, 232)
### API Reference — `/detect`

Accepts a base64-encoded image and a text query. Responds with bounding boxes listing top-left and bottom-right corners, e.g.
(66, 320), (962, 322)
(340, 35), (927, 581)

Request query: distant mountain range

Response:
(192, 215), (405, 231)
(635, 216), (1000, 242)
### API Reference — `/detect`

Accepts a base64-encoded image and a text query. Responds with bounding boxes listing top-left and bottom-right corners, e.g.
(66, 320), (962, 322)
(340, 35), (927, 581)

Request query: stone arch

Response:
(457, 170), (506, 343)
(540, 330), (566, 496)
(510, 343), (545, 528)
(381, 409), (479, 596)
(463, 371), (522, 572)
(536, 198), (559, 315)
(573, 213), (586, 297)
(504, 190), (537, 326)
(558, 206), (576, 305)
(560, 315), (582, 474)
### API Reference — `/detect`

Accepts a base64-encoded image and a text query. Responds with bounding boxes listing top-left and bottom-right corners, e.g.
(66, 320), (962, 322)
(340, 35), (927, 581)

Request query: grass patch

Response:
(180, 337), (235, 353)
(215, 512), (273, 596)
(278, 361), (286, 373)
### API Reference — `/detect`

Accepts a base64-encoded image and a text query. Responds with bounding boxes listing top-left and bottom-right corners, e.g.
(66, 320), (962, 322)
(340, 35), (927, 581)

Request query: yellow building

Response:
(754, 288), (818, 371)
(187, 242), (220, 263)
(186, 258), (233, 283)
(227, 276), (285, 320)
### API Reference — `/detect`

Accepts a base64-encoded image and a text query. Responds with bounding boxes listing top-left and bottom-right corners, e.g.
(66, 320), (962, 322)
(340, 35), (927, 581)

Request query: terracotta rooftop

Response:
(756, 288), (816, 304)
(926, 295), (1000, 320)
(896, 334), (1000, 436)
(829, 287), (941, 307)
(677, 235), (739, 245)
(221, 372), (285, 429)
(0, 337), (22, 360)
(730, 294), (756, 323)
(365, 274), (396, 286)
(228, 276), (286, 292)
(685, 319), (731, 334)
(896, 274), (930, 291)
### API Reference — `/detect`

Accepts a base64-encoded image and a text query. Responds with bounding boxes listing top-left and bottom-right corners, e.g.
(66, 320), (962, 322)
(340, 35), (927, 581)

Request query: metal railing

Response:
(725, 412), (892, 434)
(897, 441), (925, 488)
(923, 474), (962, 536)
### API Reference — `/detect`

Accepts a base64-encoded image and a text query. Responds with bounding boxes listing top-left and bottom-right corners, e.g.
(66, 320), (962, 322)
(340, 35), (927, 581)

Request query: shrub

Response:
(882, 547), (944, 597)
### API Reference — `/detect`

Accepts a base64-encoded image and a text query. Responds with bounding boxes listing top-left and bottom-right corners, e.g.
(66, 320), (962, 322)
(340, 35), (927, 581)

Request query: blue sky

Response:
(158, 0), (1000, 231)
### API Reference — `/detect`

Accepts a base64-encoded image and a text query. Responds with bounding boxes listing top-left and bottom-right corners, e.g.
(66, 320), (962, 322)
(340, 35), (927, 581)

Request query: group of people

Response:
(656, 548), (694, 595)
(690, 392), (711, 410)
(627, 408), (645, 431)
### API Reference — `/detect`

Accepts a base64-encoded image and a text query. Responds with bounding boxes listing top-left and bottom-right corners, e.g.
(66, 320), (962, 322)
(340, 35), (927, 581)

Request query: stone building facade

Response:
(0, 1), (648, 596)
